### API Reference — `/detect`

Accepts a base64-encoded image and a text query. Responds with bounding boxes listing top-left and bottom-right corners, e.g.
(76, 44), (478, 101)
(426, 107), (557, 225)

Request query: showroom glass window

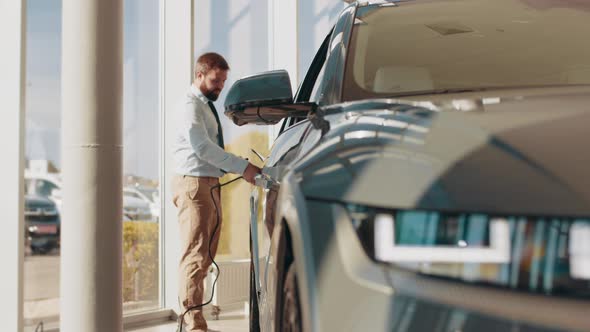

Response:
(23, 0), (162, 328)
(193, 0), (271, 260)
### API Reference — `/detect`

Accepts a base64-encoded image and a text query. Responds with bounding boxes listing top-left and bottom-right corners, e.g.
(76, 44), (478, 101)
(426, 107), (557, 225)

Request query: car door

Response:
(251, 119), (312, 327)
(250, 30), (333, 327)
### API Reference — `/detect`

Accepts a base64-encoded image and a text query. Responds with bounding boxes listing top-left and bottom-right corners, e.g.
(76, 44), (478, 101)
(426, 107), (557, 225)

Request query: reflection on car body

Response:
(225, 1), (590, 331)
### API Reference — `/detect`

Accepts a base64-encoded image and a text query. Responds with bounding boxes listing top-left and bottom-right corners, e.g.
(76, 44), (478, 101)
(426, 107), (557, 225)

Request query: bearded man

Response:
(172, 52), (260, 332)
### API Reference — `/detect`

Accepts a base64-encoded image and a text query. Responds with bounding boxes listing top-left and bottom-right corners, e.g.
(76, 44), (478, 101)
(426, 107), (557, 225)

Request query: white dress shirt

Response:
(173, 85), (249, 177)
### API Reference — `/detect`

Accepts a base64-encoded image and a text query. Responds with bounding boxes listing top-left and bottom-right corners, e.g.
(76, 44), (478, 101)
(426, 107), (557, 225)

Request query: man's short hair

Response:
(195, 52), (230, 77)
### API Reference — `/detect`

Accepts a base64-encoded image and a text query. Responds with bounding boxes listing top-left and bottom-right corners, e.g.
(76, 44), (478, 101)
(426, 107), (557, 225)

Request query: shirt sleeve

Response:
(183, 101), (249, 175)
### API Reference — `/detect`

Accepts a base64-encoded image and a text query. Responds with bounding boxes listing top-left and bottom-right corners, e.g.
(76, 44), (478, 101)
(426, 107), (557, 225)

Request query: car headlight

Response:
(25, 209), (41, 217)
(25, 207), (58, 217)
(342, 204), (511, 264)
(341, 203), (590, 299)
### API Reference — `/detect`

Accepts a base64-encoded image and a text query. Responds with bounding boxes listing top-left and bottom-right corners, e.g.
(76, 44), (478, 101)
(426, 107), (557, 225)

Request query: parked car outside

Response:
(123, 189), (153, 221)
(124, 186), (160, 220)
(24, 172), (63, 212)
(25, 172), (155, 222)
(25, 195), (60, 254)
(224, 1), (590, 331)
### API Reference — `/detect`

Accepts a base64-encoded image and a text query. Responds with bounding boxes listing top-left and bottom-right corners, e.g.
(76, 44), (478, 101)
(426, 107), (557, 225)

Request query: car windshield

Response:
(25, 178), (58, 197)
(343, 0), (590, 101)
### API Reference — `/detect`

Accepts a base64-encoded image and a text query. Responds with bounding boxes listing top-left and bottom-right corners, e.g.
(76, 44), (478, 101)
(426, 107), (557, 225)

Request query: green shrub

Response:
(123, 221), (159, 303)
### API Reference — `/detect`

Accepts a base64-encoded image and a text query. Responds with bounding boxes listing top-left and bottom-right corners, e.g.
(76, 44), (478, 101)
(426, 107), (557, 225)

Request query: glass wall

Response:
(193, 0), (271, 260)
(297, 0), (344, 83)
(121, 0), (160, 314)
(23, 0), (161, 328)
(23, 1), (62, 327)
(189, 0), (343, 261)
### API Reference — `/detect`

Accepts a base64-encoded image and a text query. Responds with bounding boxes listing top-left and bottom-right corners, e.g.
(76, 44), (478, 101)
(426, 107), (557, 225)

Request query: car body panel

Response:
(242, 1), (590, 331)
(297, 89), (590, 217)
(251, 120), (312, 331)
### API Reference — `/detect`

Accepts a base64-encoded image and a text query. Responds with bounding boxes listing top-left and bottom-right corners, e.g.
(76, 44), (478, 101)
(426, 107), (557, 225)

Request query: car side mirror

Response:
(224, 70), (314, 126)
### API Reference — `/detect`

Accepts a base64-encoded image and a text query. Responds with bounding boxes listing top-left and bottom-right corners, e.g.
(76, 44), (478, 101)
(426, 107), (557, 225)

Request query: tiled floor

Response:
(127, 310), (248, 332)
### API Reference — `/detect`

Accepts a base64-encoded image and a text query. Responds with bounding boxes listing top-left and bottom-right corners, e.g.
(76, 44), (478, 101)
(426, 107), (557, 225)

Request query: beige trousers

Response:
(172, 175), (222, 332)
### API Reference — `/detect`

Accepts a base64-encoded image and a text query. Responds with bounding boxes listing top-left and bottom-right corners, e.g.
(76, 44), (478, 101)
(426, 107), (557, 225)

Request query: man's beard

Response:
(205, 90), (220, 101)
(200, 83), (221, 101)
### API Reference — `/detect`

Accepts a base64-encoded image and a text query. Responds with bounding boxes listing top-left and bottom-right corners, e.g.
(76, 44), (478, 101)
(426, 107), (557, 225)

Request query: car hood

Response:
(296, 87), (590, 217)
(25, 195), (56, 209)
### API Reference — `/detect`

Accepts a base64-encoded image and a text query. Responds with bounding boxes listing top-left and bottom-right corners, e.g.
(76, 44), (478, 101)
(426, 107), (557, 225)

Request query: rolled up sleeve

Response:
(184, 103), (249, 175)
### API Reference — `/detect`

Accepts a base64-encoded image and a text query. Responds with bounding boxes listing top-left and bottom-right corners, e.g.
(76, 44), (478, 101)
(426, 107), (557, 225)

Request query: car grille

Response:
(25, 208), (59, 222)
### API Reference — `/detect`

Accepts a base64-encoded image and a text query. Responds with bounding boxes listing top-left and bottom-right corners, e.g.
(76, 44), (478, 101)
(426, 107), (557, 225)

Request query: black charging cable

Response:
(177, 175), (245, 331)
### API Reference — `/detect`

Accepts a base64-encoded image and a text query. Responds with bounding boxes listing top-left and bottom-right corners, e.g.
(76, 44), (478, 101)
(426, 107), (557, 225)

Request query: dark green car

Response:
(25, 195), (60, 254)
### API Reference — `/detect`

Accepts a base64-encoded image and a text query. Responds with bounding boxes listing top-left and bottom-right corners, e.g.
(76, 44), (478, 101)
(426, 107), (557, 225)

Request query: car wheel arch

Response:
(274, 172), (316, 332)
(272, 218), (293, 332)
(273, 214), (314, 332)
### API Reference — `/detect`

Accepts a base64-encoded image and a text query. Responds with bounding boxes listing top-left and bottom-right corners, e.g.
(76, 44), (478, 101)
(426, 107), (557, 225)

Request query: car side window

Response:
(278, 117), (297, 135)
(278, 118), (288, 134)
(36, 180), (57, 197)
(295, 31), (332, 104)
(287, 116), (301, 127)
(309, 60), (328, 103)
(276, 30), (333, 136)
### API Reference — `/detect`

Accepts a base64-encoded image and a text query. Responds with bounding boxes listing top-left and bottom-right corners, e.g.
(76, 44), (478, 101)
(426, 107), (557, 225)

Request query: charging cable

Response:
(177, 175), (245, 331)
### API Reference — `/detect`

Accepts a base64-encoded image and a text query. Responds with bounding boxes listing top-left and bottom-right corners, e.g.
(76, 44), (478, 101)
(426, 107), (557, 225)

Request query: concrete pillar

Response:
(162, 0), (194, 311)
(60, 0), (123, 331)
(0, 0), (26, 330)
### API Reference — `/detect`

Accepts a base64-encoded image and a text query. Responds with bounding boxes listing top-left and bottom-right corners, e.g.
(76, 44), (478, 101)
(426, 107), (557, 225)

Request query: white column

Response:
(268, 0), (299, 87)
(0, 0), (26, 330)
(162, 0), (194, 311)
(268, 0), (299, 142)
(60, 0), (123, 331)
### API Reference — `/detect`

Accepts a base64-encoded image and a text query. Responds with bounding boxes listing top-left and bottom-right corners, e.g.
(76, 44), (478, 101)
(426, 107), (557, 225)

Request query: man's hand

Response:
(243, 163), (262, 185)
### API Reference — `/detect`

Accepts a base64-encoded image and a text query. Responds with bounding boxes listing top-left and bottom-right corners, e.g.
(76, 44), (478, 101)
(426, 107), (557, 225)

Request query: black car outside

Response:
(25, 195), (60, 254)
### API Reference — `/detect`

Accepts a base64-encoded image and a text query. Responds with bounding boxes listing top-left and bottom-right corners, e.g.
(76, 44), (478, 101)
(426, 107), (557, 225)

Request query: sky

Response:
(26, 0), (62, 171)
(26, 0), (161, 180)
(25, 0), (342, 181)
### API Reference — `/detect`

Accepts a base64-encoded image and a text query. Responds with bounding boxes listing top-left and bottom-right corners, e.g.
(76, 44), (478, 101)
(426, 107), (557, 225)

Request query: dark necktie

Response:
(207, 101), (225, 149)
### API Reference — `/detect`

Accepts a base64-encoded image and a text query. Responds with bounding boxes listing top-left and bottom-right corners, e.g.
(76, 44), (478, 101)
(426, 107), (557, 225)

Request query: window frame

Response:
(278, 29), (333, 136)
